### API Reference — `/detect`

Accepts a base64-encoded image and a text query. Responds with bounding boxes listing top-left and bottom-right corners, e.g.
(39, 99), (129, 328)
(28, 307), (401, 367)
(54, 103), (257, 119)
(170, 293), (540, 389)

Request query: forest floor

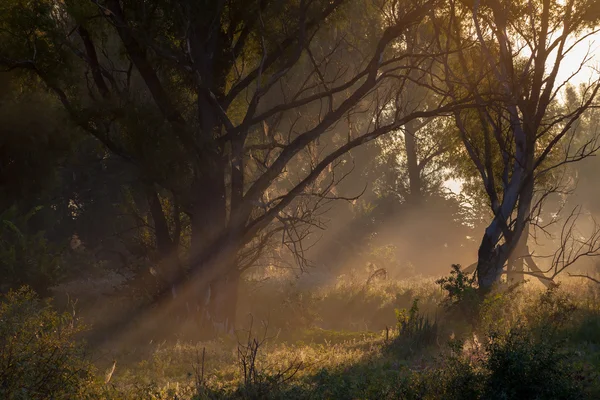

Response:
(79, 270), (600, 399)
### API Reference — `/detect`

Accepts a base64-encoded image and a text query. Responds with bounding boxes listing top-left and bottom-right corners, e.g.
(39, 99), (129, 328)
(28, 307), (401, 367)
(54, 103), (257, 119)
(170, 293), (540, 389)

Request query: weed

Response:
(395, 298), (438, 353)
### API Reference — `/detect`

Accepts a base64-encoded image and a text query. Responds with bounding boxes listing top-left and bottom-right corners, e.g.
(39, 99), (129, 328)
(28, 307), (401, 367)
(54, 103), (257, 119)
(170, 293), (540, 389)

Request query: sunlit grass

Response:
(91, 273), (600, 399)
(5, 271), (600, 399)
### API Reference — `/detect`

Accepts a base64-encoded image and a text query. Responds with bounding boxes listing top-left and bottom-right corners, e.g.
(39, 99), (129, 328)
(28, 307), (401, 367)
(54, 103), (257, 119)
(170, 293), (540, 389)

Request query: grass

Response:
(3, 270), (600, 399)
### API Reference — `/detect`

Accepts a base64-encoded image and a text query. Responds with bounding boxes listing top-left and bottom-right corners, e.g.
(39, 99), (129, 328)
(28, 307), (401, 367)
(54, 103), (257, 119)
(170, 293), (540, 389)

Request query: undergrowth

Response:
(2, 268), (600, 399)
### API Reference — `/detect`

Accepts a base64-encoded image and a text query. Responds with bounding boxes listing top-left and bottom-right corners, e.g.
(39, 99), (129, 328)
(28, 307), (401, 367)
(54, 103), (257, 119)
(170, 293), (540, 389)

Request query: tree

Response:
(1, 0), (466, 338)
(0, 68), (155, 295)
(435, 0), (600, 290)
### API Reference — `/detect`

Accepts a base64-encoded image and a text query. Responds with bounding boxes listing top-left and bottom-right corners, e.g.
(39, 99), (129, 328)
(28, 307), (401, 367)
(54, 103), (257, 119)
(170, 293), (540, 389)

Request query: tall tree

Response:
(435, 0), (600, 290)
(1, 0), (464, 337)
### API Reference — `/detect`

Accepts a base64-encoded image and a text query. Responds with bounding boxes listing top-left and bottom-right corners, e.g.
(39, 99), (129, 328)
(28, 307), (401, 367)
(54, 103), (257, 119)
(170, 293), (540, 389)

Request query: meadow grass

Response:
(3, 271), (600, 399)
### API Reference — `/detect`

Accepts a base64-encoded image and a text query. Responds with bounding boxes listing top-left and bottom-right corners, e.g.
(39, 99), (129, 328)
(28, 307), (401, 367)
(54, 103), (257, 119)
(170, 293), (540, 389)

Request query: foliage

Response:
(0, 287), (101, 399)
(394, 298), (438, 352)
(26, 277), (593, 400)
(439, 0), (600, 289)
(2, 271), (598, 400)
(0, 207), (63, 295)
(0, 73), (77, 213)
(481, 326), (583, 400)
(0, 0), (600, 396)
(436, 264), (480, 323)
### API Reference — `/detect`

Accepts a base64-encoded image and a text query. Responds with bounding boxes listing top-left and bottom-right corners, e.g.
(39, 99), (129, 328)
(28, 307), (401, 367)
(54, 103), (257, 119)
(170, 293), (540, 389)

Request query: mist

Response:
(3, 0), (600, 398)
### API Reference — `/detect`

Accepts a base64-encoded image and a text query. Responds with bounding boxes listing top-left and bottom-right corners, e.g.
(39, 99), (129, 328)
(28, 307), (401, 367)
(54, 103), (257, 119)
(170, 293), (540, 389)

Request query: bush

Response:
(417, 280), (590, 400)
(394, 298), (438, 353)
(432, 346), (484, 400)
(0, 287), (100, 399)
(436, 264), (480, 324)
(481, 326), (584, 400)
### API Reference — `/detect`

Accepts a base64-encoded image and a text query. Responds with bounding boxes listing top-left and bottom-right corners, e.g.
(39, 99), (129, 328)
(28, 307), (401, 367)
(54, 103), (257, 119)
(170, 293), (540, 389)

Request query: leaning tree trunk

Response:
(476, 228), (509, 291)
(476, 184), (535, 292)
(476, 205), (532, 291)
(507, 228), (527, 284)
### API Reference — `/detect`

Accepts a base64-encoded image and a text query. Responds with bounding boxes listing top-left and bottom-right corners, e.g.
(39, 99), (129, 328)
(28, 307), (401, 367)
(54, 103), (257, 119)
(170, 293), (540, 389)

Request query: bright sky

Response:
(443, 30), (600, 195)
(553, 30), (600, 95)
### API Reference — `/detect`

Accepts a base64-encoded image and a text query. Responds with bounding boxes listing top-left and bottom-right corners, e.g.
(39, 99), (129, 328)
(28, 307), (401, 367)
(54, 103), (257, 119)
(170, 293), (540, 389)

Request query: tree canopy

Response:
(1, 0), (600, 342)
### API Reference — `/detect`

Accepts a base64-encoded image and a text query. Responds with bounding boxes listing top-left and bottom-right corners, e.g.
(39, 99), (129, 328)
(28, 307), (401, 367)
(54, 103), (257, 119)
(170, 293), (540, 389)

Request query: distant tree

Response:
(0, 73), (73, 216)
(0, 70), (151, 293)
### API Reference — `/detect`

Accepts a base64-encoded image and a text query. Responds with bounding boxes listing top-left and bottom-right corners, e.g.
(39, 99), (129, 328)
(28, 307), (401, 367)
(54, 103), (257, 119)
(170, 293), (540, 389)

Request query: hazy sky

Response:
(554, 30), (600, 95)
(443, 30), (600, 195)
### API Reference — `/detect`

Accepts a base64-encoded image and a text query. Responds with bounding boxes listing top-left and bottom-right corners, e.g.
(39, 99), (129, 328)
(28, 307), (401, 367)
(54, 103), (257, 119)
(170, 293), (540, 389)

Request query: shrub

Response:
(419, 280), (589, 400)
(477, 285), (525, 338)
(527, 285), (578, 331)
(436, 264), (479, 324)
(0, 287), (100, 399)
(481, 326), (584, 400)
(435, 347), (484, 400)
(0, 207), (63, 295)
(395, 298), (438, 352)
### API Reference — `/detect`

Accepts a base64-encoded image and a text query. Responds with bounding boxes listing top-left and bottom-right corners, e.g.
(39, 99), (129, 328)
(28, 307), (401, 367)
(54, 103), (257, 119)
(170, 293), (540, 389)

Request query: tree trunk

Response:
(186, 233), (242, 335)
(476, 212), (532, 291)
(203, 269), (240, 335)
(476, 229), (507, 291)
(144, 185), (186, 322)
(187, 148), (244, 333)
(404, 119), (422, 205)
(507, 227), (527, 284)
(189, 156), (226, 256)
(146, 185), (176, 259)
(476, 120), (535, 291)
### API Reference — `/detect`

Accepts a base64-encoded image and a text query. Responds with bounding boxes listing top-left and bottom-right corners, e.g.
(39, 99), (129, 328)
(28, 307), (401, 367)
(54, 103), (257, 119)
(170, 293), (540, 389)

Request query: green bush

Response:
(429, 344), (484, 400)
(436, 264), (480, 324)
(395, 298), (438, 353)
(481, 326), (584, 400)
(0, 287), (101, 399)
(0, 207), (63, 295)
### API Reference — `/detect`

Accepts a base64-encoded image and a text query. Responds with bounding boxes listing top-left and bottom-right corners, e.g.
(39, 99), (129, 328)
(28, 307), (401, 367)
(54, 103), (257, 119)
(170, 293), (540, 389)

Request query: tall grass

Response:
(2, 272), (600, 399)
